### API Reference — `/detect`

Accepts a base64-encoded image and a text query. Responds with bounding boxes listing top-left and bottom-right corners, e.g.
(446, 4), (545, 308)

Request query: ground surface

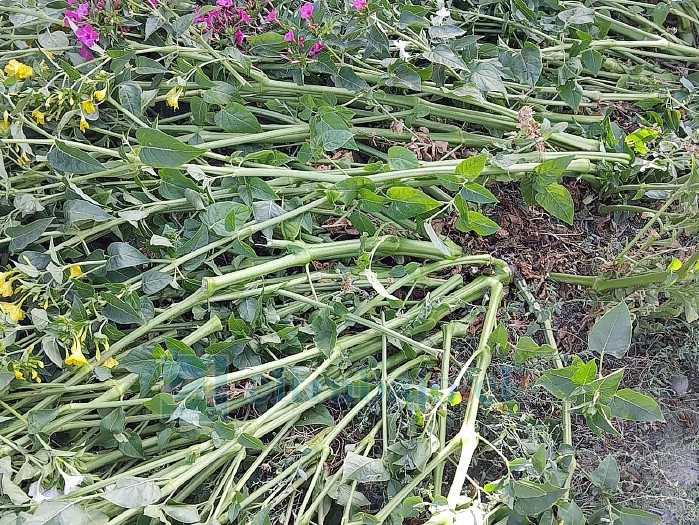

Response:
(459, 183), (699, 524)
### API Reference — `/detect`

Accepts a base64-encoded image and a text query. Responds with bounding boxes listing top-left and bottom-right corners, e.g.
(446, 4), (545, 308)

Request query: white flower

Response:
(60, 471), (84, 494)
(396, 40), (410, 60)
(27, 481), (60, 502)
(436, 7), (450, 18)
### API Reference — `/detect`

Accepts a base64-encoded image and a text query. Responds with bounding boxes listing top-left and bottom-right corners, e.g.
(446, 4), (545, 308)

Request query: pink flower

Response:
(235, 29), (245, 46)
(300, 2), (313, 19)
(216, 0), (232, 6)
(264, 9), (277, 23)
(146, 0), (158, 7)
(79, 45), (94, 59)
(75, 24), (99, 47)
(284, 29), (294, 41)
(353, 0), (367, 9)
(64, 2), (88, 24)
(236, 8), (252, 22)
(308, 40), (324, 57)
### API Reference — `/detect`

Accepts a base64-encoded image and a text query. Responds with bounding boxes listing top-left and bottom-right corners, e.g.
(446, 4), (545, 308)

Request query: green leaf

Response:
(333, 66), (370, 91)
(386, 186), (441, 219)
(387, 146), (419, 170)
(560, 80), (583, 111)
(48, 141), (103, 174)
(536, 357), (596, 400)
(101, 476), (161, 508)
(136, 128), (206, 168)
(64, 199), (113, 225)
(582, 49), (603, 75)
(238, 433), (264, 450)
(468, 61), (506, 94)
(202, 81), (237, 105)
(311, 310), (337, 357)
(508, 480), (567, 516)
(534, 182), (574, 224)
(25, 501), (108, 525)
(557, 500), (585, 525)
(455, 152), (488, 179)
(520, 42), (542, 86)
(144, 393), (177, 416)
(327, 177), (375, 204)
(341, 452), (390, 483)
(7, 218), (53, 252)
(459, 182), (497, 204)
(612, 505), (661, 525)
(134, 56), (168, 75)
(588, 302), (632, 359)
(117, 430), (144, 459)
(296, 405), (334, 427)
(423, 44), (467, 70)
(454, 200), (499, 236)
(161, 505), (200, 524)
(100, 408), (126, 435)
(533, 156), (574, 186)
(142, 270), (172, 295)
(27, 408), (59, 434)
(247, 177), (279, 200)
(348, 211), (376, 236)
(214, 102), (262, 133)
(0, 471), (30, 504)
(590, 455), (620, 492)
(201, 202), (250, 236)
(581, 368), (623, 404)
(610, 388), (664, 422)
(424, 220), (451, 256)
(514, 336), (556, 364)
(103, 292), (144, 325)
(118, 82), (143, 117)
(106, 242), (149, 271)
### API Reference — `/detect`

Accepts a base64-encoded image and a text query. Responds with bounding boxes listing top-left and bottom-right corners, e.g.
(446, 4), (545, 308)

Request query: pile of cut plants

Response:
(0, 0), (697, 523)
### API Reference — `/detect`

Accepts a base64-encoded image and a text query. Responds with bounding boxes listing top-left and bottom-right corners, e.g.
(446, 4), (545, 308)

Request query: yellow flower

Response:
(65, 335), (88, 367)
(94, 87), (107, 101)
(0, 280), (13, 297)
(0, 111), (9, 130)
(17, 150), (30, 166)
(79, 116), (89, 132)
(4, 59), (33, 79)
(65, 348), (88, 367)
(82, 99), (96, 114)
(668, 257), (682, 271)
(102, 357), (118, 369)
(32, 108), (45, 125)
(69, 265), (84, 279)
(165, 87), (181, 110)
(0, 301), (25, 323)
(12, 364), (25, 380)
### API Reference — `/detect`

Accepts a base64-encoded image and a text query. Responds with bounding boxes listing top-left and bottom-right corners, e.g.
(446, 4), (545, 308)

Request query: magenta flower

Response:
(75, 24), (99, 47)
(146, 0), (158, 7)
(64, 2), (88, 24)
(216, 0), (232, 6)
(264, 9), (277, 22)
(284, 29), (294, 41)
(300, 2), (313, 19)
(308, 40), (324, 57)
(353, 0), (367, 9)
(235, 29), (246, 46)
(79, 45), (94, 59)
(236, 8), (252, 22)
